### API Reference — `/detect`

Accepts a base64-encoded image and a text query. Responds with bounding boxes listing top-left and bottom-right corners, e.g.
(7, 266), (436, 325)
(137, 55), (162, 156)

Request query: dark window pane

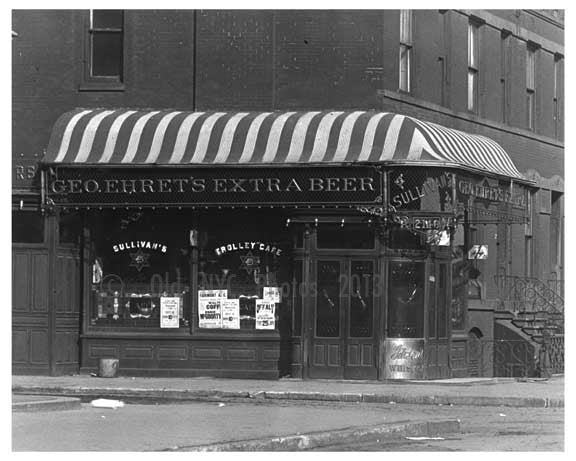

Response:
(387, 262), (424, 338)
(388, 228), (423, 250)
(92, 10), (123, 29)
(316, 260), (340, 337)
(317, 226), (374, 249)
(437, 264), (448, 337)
(12, 211), (44, 243)
(59, 212), (81, 245)
(451, 259), (466, 330)
(92, 33), (122, 77)
(349, 260), (373, 338)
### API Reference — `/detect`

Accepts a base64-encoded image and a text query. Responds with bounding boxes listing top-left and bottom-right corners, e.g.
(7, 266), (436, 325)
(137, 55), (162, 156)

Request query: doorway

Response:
(305, 257), (378, 379)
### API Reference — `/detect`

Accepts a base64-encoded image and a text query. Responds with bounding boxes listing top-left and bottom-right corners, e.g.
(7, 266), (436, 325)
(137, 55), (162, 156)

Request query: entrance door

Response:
(306, 258), (378, 379)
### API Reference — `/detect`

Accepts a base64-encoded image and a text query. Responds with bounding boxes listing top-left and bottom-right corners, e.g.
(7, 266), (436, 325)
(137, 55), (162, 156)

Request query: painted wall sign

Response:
(45, 166), (382, 207)
(215, 242), (282, 257)
(384, 339), (425, 379)
(160, 297), (180, 328)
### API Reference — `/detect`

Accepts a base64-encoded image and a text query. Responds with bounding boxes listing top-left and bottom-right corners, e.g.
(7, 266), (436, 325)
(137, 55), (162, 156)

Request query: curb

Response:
(12, 386), (564, 408)
(164, 419), (461, 451)
(12, 396), (82, 413)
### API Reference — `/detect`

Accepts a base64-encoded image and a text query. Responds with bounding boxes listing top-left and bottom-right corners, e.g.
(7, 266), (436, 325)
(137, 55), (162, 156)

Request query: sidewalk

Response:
(12, 374), (564, 409)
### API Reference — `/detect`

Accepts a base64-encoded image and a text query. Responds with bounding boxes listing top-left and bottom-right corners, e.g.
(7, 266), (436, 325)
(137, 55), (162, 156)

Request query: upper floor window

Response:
(82, 10), (124, 90)
(467, 20), (480, 112)
(500, 30), (511, 124)
(399, 10), (413, 93)
(553, 54), (563, 139)
(526, 44), (538, 131)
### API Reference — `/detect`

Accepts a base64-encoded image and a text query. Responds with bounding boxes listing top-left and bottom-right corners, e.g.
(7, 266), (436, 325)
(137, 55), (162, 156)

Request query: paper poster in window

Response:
(255, 300), (275, 330)
(198, 297), (222, 329)
(263, 286), (281, 303)
(221, 299), (240, 329)
(160, 297), (180, 328)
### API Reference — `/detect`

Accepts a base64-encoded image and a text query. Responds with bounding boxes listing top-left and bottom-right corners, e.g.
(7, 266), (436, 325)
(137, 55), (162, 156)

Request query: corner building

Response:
(12, 10), (564, 379)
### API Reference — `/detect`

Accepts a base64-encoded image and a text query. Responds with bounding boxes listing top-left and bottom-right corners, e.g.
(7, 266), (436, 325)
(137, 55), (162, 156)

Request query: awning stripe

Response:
(44, 109), (525, 179)
(122, 111), (161, 163)
(54, 109), (93, 162)
(146, 111), (182, 163)
(380, 114), (404, 161)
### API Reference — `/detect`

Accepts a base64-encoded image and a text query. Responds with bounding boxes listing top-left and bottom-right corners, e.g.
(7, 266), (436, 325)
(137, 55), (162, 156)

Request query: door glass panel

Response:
(349, 260), (373, 338)
(292, 259), (303, 336)
(438, 263), (448, 337)
(388, 262), (425, 338)
(428, 264), (437, 338)
(316, 260), (340, 337)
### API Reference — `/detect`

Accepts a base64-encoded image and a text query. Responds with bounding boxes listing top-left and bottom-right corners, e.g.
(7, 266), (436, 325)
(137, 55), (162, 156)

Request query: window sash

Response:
(467, 69), (477, 111)
(526, 48), (535, 91)
(526, 90), (535, 130)
(400, 10), (413, 45)
(468, 23), (478, 69)
(399, 44), (411, 92)
(88, 10), (124, 81)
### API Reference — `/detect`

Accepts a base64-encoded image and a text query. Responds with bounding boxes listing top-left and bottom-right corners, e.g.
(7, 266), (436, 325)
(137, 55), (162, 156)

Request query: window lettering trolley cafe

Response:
(40, 109), (533, 379)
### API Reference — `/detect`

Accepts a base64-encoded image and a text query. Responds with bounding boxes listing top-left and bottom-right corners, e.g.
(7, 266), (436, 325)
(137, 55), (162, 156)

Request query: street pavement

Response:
(11, 374), (565, 451)
(12, 374), (564, 407)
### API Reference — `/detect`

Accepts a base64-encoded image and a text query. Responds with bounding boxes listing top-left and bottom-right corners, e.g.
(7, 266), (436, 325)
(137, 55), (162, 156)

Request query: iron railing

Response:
(494, 275), (564, 314)
(467, 337), (564, 377)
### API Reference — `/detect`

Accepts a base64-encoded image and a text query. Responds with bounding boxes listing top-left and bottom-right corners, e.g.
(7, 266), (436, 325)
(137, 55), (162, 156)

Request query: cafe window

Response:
(388, 262), (425, 338)
(12, 210), (44, 244)
(196, 212), (291, 331)
(88, 211), (191, 330)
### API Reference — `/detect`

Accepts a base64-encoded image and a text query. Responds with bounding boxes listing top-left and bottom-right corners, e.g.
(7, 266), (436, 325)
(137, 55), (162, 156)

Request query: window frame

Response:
(467, 20), (480, 112)
(553, 54), (563, 139)
(80, 9), (125, 92)
(526, 43), (538, 131)
(398, 10), (413, 93)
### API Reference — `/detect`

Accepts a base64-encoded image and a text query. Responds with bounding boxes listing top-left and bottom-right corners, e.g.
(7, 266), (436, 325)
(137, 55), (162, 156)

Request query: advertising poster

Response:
(262, 286), (281, 303)
(255, 300), (275, 330)
(160, 297), (180, 328)
(198, 297), (222, 329)
(221, 299), (240, 329)
(384, 339), (425, 379)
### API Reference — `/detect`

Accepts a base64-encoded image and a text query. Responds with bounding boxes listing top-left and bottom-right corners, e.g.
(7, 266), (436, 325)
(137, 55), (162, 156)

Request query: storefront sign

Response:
(263, 287), (281, 303)
(391, 215), (456, 231)
(457, 178), (526, 208)
(384, 339), (425, 379)
(221, 299), (240, 329)
(113, 241), (168, 253)
(160, 297), (180, 328)
(215, 242), (282, 256)
(45, 166), (382, 207)
(255, 300), (275, 330)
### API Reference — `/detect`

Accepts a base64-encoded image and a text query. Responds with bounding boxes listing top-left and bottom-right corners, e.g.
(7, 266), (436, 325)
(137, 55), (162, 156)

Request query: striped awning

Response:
(44, 109), (524, 179)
